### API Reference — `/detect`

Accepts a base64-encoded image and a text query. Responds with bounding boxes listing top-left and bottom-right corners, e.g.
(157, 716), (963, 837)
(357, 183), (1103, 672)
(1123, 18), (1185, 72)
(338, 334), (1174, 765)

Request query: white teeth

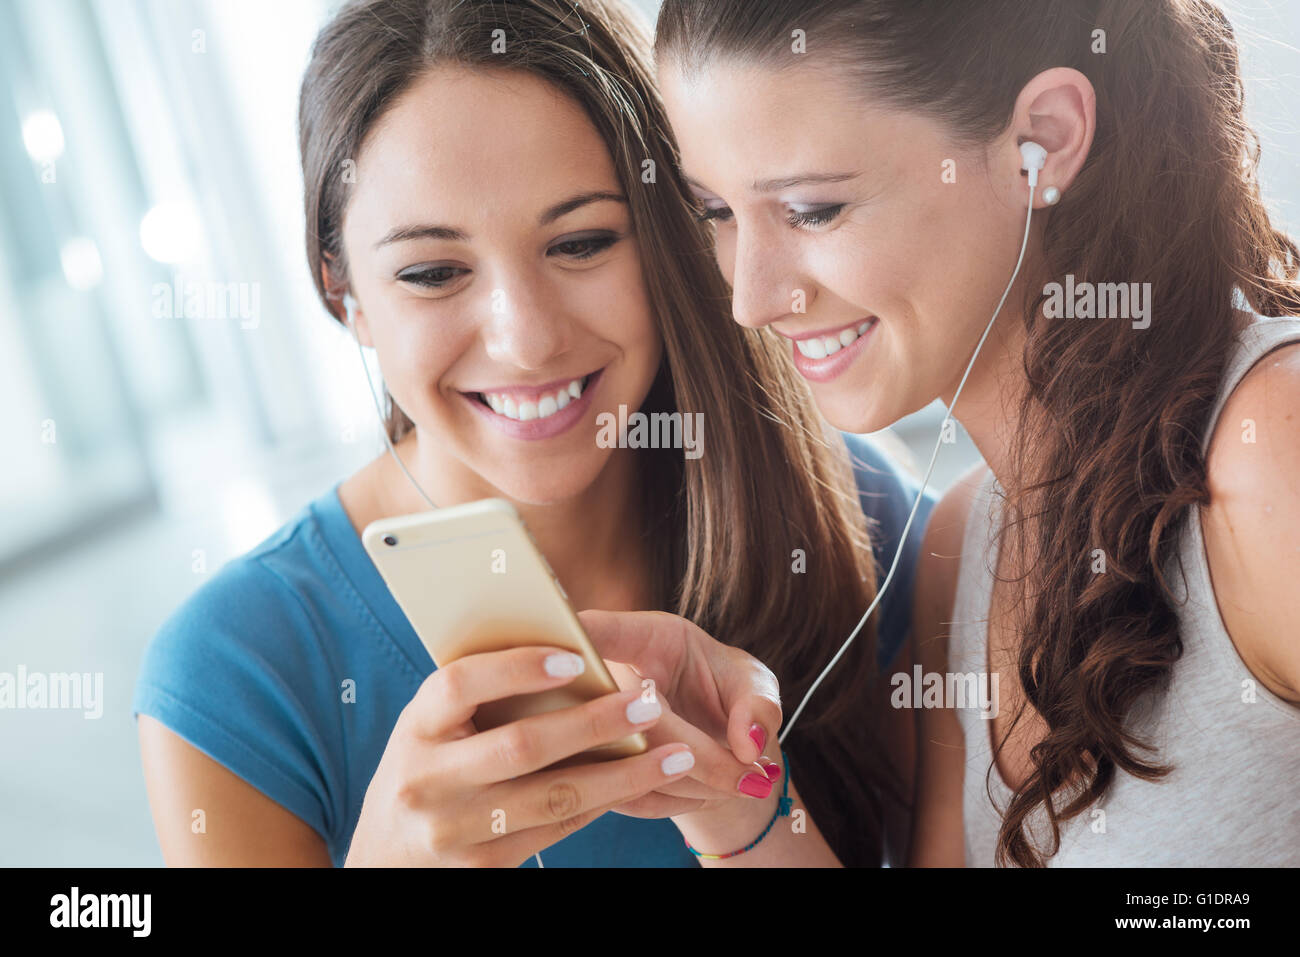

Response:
(481, 375), (588, 421)
(796, 321), (875, 360)
(796, 337), (827, 359)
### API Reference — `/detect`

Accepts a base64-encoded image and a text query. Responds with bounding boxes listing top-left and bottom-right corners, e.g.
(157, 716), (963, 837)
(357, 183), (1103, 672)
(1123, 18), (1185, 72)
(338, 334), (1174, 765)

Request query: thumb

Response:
(577, 608), (677, 680)
(709, 648), (782, 766)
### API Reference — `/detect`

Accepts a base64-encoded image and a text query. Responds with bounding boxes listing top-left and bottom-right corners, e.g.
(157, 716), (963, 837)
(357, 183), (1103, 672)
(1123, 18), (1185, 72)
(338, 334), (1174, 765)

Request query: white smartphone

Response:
(361, 499), (648, 767)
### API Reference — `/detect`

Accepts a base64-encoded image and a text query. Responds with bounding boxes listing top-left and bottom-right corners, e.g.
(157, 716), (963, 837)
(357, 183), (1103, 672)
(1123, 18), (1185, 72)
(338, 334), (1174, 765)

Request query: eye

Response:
(695, 204), (734, 225)
(397, 264), (468, 289)
(786, 204), (846, 229)
(549, 232), (621, 261)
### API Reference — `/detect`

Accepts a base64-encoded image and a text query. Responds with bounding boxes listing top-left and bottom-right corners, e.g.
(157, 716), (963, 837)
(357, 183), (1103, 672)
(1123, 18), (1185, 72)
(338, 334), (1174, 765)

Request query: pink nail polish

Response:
(763, 763), (782, 781)
(738, 772), (773, 798)
(748, 724), (765, 754)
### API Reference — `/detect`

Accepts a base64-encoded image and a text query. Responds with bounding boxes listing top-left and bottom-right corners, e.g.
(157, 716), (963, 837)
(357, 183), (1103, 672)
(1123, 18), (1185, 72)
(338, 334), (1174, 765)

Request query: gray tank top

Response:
(949, 314), (1300, 866)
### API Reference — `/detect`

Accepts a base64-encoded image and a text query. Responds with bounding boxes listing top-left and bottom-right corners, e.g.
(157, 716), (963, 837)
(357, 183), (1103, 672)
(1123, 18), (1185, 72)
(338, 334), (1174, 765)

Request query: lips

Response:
(784, 318), (879, 383)
(476, 375), (591, 422)
(461, 368), (604, 441)
(793, 321), (874, 359)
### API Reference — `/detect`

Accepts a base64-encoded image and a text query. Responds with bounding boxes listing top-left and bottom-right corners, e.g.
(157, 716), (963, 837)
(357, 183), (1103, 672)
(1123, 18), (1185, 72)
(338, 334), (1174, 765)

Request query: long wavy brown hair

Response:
(658, 0), (1300, 866)
(299, 0), (904, 865)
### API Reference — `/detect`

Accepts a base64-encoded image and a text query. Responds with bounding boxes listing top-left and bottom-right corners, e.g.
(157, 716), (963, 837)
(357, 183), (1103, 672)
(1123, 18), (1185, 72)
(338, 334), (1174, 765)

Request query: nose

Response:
(723, 220), (808, 330)
(480, 269), (572, 371)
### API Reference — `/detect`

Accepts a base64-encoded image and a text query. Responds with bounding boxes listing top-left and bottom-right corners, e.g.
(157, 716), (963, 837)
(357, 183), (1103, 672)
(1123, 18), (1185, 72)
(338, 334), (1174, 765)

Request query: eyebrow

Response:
(373, 190), (627, 248)
(685, 171), (862, 194)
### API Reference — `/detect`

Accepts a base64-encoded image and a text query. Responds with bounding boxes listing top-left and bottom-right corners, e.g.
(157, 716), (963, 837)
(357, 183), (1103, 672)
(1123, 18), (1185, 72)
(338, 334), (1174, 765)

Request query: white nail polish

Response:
(661, 751), (695, 775)
(544, 652), (585, 677)
(626, 697), (661, 724)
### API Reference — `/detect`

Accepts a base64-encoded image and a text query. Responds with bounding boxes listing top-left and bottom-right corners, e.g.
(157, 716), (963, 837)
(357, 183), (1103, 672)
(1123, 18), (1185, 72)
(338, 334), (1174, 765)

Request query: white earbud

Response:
(1019, 140), (1048, 188)
(342, 292), (357, 326)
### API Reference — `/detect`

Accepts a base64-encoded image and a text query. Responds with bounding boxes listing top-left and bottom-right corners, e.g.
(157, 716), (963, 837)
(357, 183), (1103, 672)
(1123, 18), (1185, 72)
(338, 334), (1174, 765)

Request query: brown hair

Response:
(658, 0), (1300, 866)
(299, 0), (902, 865)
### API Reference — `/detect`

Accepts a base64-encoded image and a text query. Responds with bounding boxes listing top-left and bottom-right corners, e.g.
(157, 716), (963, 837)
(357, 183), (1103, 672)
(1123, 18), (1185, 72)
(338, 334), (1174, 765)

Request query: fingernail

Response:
(763, 763), (782, 781)
(626, 697), (661, 724)
(661, 750), (694, 775)
(738, 772), (773, 798)
(748, 723), (765, 754)
(544, 652), (585, 677)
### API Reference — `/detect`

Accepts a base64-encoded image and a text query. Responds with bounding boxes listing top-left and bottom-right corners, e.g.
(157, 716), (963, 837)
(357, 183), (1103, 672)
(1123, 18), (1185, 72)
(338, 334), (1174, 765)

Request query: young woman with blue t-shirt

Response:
(655, 0), (1300, 866)
(133, 0), (935, 868)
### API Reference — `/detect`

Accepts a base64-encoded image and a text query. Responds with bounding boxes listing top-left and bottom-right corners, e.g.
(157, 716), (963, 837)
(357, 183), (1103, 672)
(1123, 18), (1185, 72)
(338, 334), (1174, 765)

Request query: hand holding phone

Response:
(344, 643), (699, 867)
(351, 501), (782, 864)
(362, 498), (645, 766)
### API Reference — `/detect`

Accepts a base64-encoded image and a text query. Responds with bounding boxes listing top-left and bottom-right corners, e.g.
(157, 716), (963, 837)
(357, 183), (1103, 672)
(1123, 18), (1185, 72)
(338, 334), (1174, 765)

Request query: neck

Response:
(387, 431), (651, 611)
(939, 290), (1034, 491)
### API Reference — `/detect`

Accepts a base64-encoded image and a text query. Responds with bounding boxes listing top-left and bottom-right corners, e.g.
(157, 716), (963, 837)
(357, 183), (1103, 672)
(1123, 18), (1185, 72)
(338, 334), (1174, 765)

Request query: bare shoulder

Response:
(1208, 339), (1300, 461)
(1201, 339), (1300, 701)
(913, 460), (990, 627)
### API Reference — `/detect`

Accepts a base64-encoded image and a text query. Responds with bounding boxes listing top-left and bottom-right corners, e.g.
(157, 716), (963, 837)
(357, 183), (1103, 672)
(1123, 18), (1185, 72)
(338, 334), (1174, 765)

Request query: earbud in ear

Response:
(1019, 141), (1048, 188)
(342, 292), (357, 326)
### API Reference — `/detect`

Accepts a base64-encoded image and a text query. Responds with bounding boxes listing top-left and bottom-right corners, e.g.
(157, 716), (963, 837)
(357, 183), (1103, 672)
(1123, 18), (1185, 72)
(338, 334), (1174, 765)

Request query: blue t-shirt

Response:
(132, 432), (935, 867)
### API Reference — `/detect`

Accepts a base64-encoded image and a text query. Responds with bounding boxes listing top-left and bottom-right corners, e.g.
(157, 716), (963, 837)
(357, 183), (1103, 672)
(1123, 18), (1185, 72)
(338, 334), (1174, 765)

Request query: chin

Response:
(813, 391), (889, 435)
(480, 454), (610, 507)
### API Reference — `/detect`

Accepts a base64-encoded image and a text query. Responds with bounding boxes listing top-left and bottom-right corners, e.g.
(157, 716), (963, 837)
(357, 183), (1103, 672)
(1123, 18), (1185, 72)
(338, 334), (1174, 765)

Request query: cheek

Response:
(806, 235), (907, 315)
(589, 254), (661, 361)
(373, 306), (473, 399)
(816, 200), (957, 333)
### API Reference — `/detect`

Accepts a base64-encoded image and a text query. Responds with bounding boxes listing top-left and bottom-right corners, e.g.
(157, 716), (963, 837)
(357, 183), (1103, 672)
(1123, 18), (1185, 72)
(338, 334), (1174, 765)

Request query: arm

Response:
(906, 463), (984, 866)
(1200, 341), (1300, 702)
(138, 715), (332, 866)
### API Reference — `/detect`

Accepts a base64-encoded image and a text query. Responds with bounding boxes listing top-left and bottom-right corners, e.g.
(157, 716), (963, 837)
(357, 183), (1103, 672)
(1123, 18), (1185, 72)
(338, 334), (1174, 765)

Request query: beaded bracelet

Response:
(685, 748), (793, 860)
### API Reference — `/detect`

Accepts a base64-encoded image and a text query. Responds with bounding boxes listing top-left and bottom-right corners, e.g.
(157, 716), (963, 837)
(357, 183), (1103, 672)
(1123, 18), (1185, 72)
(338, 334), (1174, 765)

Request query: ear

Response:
(321, 259), (373, 348)
(1007, 67), (1096, 209)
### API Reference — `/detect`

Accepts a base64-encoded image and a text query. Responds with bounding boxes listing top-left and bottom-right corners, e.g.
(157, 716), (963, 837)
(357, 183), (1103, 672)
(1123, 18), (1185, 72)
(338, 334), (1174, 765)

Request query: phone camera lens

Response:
(383, 535), (398, 546)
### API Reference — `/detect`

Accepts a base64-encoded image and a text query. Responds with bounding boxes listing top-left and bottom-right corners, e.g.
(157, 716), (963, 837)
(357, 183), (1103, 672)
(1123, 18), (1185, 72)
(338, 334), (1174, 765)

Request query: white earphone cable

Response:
(778, 181), (1038, 746)
(344, 295), (440, 513)
(343, 150), (1047, 864)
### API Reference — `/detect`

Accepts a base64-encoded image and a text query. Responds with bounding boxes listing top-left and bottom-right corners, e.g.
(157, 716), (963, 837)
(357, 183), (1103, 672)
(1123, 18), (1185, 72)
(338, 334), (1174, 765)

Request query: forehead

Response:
(659, 57), (923, 190)
(346, 66), (618, 235)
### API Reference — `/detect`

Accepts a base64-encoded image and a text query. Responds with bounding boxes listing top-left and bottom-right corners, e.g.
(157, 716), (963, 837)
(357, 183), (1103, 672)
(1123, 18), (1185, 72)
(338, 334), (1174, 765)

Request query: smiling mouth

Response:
(792, 320), (876, 359)
(471, 372), (596, 422)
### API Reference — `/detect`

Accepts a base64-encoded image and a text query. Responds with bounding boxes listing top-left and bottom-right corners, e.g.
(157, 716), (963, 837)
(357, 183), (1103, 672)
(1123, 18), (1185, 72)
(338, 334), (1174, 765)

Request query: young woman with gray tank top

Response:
(652, 0), (1300, 865)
